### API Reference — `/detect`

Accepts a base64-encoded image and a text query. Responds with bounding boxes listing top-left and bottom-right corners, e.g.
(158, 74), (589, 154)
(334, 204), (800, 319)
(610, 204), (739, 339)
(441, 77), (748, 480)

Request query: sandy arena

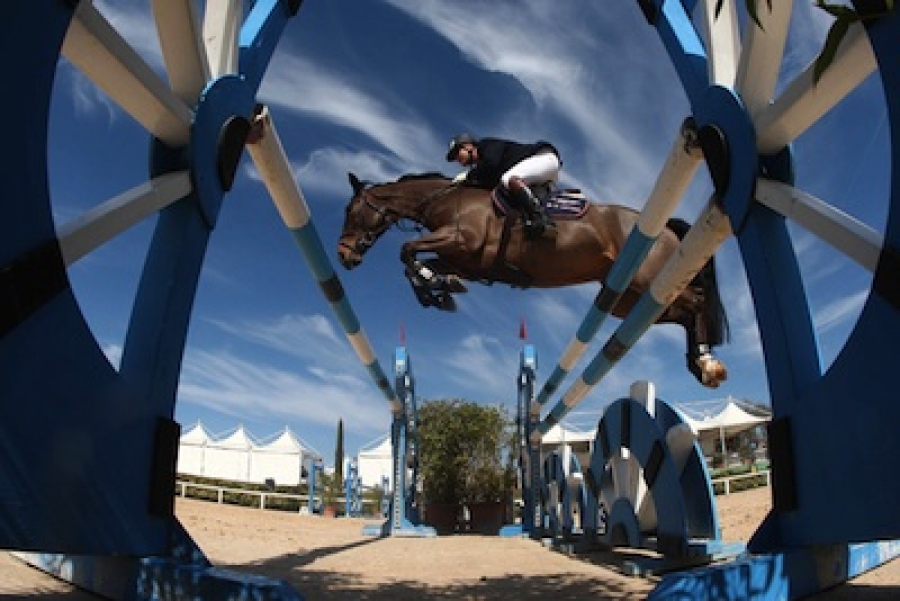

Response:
(1, 487), (898, 600)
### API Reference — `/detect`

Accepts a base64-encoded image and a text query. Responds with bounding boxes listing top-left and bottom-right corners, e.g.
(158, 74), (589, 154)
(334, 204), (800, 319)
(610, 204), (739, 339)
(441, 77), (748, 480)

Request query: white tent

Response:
(177, 421), (211, 477)
(676, 399), (770, 459)
(177, 424), (322, 486)
(541, 423), (596, 471)
(357, 435), (393, 489)
(679, 400), (768, 436)
(202, 425), (255, 482)
(251, 428), (317, 486)
(541, 423), (595, 445)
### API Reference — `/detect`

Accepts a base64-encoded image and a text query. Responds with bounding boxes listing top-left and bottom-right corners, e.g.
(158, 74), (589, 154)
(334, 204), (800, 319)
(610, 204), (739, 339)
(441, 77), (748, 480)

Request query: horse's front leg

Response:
(400, 232), (468, 310)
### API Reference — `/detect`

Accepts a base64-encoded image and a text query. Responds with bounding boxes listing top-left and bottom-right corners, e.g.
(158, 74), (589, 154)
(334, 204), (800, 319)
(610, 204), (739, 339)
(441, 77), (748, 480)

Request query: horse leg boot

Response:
(508, 177), (556, 239)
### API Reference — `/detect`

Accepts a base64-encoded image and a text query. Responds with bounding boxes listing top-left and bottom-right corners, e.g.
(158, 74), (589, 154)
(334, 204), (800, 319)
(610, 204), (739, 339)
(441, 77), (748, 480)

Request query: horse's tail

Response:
(666, 218), (730, 346)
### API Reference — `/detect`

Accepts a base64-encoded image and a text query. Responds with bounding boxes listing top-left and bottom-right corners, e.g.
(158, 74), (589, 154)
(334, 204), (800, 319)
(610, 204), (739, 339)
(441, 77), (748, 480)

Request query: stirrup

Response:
(524, 219), (555, 240)
(533, 214), (557, 239)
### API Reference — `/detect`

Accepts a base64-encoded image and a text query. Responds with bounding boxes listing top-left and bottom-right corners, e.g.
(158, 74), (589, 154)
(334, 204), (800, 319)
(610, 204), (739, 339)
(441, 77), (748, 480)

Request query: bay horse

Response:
(337, 172), (728, 388)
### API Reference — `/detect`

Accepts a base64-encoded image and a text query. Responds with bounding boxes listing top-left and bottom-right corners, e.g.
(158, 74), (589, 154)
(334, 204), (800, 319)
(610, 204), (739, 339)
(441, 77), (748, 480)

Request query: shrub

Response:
(417, 399), (514, 505)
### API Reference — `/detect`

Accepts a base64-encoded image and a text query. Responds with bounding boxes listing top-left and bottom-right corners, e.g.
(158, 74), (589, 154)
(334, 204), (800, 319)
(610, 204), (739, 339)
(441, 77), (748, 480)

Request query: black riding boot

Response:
(509, 179), (555, 239)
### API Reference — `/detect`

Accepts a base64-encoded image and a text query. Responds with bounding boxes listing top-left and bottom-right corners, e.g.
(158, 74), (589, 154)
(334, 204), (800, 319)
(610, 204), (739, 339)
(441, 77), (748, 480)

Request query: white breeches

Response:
(500, 151), (560, 188)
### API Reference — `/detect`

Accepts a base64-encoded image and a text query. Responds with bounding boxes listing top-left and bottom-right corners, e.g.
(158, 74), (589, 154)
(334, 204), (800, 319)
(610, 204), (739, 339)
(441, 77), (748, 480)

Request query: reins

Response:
(362, 180), (461, 234)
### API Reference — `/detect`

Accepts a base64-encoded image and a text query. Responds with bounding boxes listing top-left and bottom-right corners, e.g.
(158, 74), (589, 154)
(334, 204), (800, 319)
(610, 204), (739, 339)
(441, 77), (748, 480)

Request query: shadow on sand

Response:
(2, 540), (899, 601)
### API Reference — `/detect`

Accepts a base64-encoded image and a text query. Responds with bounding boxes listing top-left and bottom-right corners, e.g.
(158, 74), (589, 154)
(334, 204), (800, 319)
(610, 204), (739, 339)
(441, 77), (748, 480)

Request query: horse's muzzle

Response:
(339, 256), (359, 269)
(337, 241), (361, 269)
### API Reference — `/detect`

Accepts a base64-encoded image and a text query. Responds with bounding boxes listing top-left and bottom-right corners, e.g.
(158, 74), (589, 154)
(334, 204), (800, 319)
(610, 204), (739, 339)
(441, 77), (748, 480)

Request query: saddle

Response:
(491, 186), (590, 220)
(481, 185), (590, 288)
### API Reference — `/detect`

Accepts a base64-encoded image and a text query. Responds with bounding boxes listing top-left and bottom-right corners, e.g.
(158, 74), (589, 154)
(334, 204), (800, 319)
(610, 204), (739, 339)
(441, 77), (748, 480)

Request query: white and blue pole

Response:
(534, 199), (732, 441)
(247, 106), (401, 414)
(534, 122), (702, 409)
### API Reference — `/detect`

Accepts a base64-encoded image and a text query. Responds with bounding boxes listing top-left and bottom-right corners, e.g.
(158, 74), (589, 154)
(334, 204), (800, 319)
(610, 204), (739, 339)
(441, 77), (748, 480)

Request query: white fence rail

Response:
(176, 470), (771, 516)
(711, 470), (771, 495)
(174, 480), (382, 513)
(176, 481), (312, 511)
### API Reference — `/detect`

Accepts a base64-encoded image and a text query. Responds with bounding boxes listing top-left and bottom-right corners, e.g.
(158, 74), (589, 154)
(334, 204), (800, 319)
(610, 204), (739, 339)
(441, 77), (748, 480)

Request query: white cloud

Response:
(380, 1), (674, 200)
(436, 333), (518, 401)
(243, 146), (397, 199)
(175, 312), (399, 441)
(814, 289), (867, 334)
(260, 54), (442, 170)
(207, 313), (349, 367)
(102, 343), (123, 369)
(177, 348), (387, 443)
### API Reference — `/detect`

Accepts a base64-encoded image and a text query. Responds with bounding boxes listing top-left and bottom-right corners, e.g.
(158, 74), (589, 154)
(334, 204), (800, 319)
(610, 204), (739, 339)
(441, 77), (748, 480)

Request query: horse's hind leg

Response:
(686, 312), (728, 388)
(662, 287), (727, 388)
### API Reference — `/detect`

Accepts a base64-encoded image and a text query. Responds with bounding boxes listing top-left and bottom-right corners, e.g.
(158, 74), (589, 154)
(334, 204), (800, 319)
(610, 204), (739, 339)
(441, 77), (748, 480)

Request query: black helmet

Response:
(445, 133), (477, 161)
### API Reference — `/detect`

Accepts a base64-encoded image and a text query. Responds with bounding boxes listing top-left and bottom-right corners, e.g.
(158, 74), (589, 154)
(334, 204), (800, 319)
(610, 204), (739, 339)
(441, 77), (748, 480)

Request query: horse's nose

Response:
(337, 246), (359, 269)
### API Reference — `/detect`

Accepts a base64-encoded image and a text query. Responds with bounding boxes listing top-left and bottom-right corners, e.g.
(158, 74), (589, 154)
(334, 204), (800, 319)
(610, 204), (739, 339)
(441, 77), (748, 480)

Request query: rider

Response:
(445, 133), (559, 238)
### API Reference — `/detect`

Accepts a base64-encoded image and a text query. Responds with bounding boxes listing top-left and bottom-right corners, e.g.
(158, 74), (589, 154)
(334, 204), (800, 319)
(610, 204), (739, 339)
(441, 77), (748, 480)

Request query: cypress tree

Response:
(335, 418), (344, 484)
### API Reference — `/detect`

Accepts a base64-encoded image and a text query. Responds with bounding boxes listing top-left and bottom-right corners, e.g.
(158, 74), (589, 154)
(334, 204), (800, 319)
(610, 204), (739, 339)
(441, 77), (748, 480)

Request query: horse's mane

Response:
(397, 172), (450, 182)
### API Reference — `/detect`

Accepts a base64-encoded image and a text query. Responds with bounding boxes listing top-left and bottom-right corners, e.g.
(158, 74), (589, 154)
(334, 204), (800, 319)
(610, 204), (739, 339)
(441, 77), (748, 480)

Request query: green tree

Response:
(417, 399), (514, 505)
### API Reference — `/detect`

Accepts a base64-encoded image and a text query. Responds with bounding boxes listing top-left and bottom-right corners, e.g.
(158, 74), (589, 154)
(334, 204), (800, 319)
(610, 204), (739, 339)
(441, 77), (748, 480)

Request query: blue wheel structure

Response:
(518, 2), (900, 598)
(639, 1), (900, 599)
(587, 384), (744, 575)
(540, 446), (591, 542)
(0, 2), (306, 599)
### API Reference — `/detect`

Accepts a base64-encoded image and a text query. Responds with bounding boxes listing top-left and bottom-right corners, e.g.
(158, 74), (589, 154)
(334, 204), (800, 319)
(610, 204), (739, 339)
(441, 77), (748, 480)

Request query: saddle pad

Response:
(546, 190), (589, 218)
(492, 187), (589, 219)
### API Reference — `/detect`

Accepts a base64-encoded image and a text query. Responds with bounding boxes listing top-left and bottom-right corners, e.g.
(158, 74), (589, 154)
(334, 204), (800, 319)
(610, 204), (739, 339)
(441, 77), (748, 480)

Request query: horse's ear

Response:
(348, 172), (364, 194)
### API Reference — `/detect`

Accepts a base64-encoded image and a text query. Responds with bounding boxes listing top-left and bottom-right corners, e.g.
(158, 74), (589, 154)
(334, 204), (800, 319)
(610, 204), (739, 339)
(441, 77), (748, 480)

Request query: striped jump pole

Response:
(533, 198), (732, 442)
(533, 120), (703, 411)
(246, 105), (402, 414)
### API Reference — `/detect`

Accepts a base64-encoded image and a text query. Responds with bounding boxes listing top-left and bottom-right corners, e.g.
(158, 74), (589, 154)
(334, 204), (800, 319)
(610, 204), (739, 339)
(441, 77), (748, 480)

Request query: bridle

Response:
(339, 187), (401, 258)
(339, 180), (459, 257)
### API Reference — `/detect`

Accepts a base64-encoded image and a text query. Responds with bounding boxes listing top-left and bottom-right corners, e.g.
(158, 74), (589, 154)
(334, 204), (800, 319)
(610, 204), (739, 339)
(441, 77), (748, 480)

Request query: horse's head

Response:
(338, 173), (397, 269)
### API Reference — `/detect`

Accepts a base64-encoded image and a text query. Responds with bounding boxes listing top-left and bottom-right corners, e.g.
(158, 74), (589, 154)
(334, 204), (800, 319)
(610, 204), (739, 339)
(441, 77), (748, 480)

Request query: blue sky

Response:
(50, 1), (889, 464)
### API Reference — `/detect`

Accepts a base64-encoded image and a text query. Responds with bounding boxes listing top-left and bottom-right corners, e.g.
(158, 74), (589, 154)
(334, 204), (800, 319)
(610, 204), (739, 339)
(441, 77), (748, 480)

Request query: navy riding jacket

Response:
(464, 138), (558, 188)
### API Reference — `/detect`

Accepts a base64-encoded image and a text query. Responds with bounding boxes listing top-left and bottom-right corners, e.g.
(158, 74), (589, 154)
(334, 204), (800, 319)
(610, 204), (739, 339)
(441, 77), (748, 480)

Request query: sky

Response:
(49, 1), (890, 465)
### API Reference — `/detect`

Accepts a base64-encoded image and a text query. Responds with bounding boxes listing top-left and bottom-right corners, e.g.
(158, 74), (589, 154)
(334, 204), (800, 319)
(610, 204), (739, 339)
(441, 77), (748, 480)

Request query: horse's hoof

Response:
(411, 286), (436, 308)
(445, 275), (468, 293)
(697, 356), (728, 388)
(437, 293), (457, 312)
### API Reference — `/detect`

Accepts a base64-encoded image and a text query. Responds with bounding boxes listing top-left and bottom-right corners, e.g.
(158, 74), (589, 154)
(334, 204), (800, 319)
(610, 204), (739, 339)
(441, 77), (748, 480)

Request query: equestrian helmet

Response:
(446, 133), (477, 161)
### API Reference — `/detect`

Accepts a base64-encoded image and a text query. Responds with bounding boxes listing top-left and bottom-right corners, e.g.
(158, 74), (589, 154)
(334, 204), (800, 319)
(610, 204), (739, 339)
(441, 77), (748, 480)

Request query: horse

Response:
(337, 172), (728, 388)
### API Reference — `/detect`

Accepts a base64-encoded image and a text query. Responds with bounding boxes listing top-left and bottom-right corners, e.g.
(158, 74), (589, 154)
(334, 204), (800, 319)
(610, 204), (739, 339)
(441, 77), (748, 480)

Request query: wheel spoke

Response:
(245, 108), (311, 230)
(735, 0), (793, 119)
(698, 0), (740, 87)
(152, 0), (210, 104)
(755, 178), (883, 273)
(203, 0), (242, 78)
(57, 172), (192, 266)
(246, 106), (404, 414)
(63, 1), (192, 147)
(754, 23), (877, 154)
